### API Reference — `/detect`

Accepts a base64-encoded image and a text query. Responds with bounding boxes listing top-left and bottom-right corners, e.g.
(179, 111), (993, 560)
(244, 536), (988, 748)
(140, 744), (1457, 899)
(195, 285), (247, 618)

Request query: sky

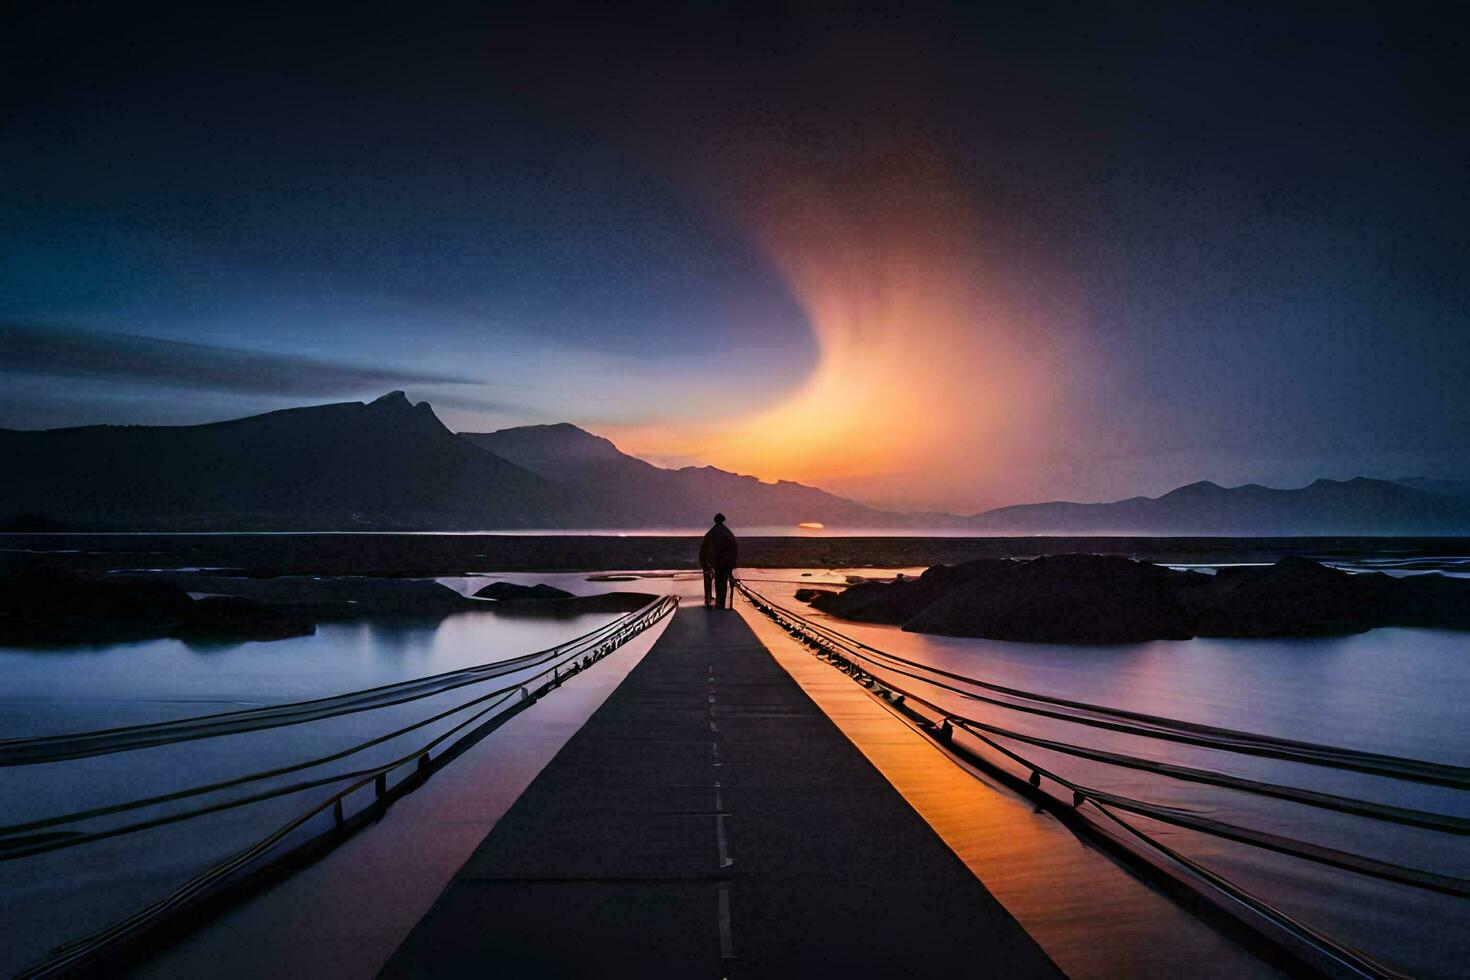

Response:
(3, 3), (1466, 513)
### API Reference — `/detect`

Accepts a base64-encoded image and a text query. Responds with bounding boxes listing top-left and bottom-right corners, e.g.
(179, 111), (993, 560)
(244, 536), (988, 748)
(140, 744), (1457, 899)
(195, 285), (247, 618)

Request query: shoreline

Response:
(6, 532), (1470, 577)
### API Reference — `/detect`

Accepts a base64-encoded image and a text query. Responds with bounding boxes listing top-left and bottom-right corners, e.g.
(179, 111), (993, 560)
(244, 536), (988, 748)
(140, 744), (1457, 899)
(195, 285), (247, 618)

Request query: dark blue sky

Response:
(3, 3), (1465, 509)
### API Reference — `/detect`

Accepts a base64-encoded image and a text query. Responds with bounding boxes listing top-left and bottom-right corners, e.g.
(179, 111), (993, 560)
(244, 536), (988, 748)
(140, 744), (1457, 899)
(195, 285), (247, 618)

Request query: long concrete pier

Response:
(382, 606), (1062, 977)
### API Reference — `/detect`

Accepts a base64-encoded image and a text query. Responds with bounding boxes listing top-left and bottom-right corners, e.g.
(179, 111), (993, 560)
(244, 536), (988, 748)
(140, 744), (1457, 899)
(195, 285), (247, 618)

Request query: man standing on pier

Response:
(699, 513), (738, 609)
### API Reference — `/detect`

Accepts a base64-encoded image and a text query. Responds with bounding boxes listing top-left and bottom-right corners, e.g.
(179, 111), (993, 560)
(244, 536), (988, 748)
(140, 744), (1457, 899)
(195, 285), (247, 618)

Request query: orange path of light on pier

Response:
(738, 601), (1278, 979)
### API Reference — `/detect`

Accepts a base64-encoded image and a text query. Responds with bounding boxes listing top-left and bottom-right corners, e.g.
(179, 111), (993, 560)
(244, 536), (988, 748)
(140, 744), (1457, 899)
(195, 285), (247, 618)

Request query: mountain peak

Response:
(1307, 476), (1384, 490)
(482, 422), (622, 453)
(460, 420), (888, 528)
(360, 391), (452, 437)
(1161, 479), (1223, 498)
(522, 422), (606, 441)
(460, 422), (631, 477)
(370, 390), (412, 408)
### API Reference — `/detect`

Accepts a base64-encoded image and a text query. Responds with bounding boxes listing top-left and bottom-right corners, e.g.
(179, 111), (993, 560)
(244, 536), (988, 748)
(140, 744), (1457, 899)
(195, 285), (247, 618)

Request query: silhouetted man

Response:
(699, 513), (738, 609)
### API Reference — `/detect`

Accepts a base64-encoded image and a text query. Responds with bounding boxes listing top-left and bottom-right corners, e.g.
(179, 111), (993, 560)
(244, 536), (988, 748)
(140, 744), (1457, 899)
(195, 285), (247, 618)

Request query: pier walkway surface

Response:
(383, 606), (1062, 978)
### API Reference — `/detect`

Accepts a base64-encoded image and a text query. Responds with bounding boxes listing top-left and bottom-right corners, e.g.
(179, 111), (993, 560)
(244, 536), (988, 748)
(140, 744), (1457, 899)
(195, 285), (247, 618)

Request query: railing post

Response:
(375, 773), (388, 798)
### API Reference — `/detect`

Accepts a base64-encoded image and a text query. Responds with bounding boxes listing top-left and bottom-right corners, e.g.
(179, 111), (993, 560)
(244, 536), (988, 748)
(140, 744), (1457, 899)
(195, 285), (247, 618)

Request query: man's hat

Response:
(713, 513), (726, 523)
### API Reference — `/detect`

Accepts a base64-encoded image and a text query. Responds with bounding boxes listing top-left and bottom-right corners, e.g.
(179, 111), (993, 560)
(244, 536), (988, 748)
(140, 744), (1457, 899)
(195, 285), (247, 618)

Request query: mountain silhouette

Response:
(4, 393), (1468, 534)
(461, 423), (895, 528)
(0, 392), (555, 530)
(968, 477), (1470, 535)
(1393, 477), (1470, 499)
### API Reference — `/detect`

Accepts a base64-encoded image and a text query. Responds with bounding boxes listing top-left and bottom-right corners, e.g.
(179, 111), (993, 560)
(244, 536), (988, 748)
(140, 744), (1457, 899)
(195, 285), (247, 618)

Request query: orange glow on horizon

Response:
(608, 150), (1080, 513)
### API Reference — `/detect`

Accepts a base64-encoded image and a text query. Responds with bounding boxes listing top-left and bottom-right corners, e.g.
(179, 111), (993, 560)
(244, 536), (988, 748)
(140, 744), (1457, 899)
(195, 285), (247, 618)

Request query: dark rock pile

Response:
(173, 596), (316, 641)
(0, 561), (316, 644)
(0, 558), (644, 646)
(805, 554), (1470, 643)
(474, 581), (575, 601)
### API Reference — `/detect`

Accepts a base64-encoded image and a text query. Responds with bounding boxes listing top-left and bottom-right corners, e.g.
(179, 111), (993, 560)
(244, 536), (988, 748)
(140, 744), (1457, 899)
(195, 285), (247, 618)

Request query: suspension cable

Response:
(751, 586), (1469, 788)
(0, 602), (642, 767)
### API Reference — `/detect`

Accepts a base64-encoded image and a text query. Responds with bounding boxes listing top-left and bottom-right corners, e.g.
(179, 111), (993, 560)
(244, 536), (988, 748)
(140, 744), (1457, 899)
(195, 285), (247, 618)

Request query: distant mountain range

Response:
(0, 392), (555, 530)
(968, 477), (1470, 536)
(2, 392), (1468, 535)
(1392, 477), (1470, 500)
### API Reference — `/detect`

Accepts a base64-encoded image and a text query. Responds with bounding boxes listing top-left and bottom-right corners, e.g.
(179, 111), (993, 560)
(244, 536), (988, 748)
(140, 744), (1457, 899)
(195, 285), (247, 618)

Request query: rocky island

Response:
(805, 554), (1470, 643)
(0, 557), (646, 645)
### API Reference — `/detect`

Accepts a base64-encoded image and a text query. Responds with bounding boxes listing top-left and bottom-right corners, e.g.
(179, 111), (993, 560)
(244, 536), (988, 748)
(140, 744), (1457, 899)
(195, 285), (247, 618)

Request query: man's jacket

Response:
(699, 524), (738, 568)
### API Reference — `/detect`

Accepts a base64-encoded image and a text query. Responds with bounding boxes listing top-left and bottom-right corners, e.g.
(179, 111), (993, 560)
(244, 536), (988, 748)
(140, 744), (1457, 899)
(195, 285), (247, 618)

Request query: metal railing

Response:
(737, 580), (1465, 980)
(11, 593), (678, 978)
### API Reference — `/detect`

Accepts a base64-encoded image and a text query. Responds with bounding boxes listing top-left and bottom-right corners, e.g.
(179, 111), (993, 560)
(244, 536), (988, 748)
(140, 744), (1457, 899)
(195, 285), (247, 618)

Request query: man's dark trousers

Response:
(713, 566), (734, 608)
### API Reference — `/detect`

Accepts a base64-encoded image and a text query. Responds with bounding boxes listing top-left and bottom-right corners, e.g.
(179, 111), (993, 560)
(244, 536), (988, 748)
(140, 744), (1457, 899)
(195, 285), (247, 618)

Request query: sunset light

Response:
(3, 5), (1466, 977)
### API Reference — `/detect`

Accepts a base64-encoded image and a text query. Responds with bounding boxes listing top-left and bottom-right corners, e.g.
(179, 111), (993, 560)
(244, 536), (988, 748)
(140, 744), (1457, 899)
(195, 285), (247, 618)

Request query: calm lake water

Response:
(2, 562), (1466, 976)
